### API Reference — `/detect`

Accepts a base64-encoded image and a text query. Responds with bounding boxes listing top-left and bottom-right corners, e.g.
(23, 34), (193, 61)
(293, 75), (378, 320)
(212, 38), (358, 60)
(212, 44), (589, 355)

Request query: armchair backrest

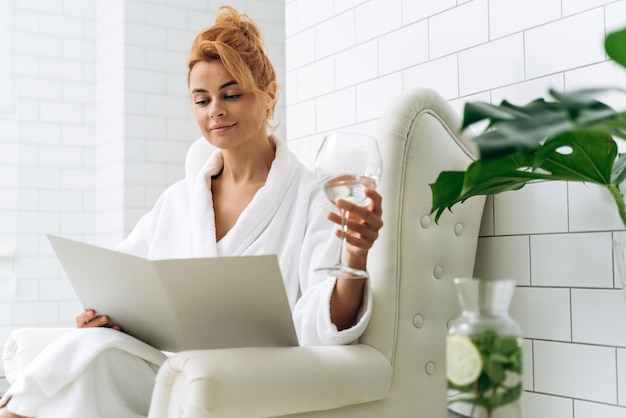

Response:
(362, 87), (485, 416)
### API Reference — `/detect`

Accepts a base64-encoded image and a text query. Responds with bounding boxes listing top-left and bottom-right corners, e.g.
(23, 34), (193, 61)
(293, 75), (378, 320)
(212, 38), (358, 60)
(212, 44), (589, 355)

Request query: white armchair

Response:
(3, 87), (485, 417)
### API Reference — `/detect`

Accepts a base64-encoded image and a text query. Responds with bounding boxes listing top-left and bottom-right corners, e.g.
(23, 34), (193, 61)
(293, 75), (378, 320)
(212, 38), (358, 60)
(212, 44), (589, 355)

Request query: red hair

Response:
(187, 6), (277, 120)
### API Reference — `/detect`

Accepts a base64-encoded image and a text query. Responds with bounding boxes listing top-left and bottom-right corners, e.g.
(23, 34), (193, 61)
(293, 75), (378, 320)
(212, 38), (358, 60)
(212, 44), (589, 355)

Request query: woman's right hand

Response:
(76, 309), (121, 330)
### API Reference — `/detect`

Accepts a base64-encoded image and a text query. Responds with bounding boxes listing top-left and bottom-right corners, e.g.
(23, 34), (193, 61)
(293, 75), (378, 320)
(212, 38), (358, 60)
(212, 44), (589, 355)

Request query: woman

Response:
(0, 6), (383, 418)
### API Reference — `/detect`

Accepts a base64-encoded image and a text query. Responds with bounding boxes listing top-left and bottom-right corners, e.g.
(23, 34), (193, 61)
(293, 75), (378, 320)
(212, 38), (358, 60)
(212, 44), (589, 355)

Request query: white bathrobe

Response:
(1, 137), (372, 417)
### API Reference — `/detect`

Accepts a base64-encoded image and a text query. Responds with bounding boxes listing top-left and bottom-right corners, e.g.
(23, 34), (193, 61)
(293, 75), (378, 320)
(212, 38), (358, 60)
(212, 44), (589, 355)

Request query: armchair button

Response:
(454, 223), (464, 236)
(433, 265), (443, 279)
(413, 314), (424, 328)
(420, 215), (431, 228)
(425, 361), (436, 375)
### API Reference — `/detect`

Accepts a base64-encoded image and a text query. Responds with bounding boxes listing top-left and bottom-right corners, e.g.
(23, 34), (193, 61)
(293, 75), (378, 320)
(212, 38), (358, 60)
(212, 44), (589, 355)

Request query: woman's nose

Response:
(209, 102), (225, 118)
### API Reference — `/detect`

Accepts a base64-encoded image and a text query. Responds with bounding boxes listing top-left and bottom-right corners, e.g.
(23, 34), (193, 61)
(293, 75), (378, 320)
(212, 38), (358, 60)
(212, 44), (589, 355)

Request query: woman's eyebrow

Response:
(191, 80), (238, 94)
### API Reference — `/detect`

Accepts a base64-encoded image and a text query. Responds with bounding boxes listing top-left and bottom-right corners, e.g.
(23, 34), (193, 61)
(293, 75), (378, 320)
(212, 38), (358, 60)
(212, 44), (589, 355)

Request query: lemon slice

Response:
(446, 334), (482, 386)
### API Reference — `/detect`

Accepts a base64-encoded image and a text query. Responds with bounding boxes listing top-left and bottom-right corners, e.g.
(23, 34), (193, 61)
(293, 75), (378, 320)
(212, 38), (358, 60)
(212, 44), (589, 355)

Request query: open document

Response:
(47, 234), (299, 352)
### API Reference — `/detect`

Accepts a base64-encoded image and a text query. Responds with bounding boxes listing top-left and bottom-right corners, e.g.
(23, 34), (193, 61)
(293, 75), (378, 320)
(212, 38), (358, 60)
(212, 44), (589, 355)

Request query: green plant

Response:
(430, 27), (626, 225)
(448, 331), (523, 418)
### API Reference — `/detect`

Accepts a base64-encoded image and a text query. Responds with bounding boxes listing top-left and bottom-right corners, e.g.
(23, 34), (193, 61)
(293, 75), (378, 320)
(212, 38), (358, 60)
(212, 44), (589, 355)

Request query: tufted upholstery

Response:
(3, 87), (485, 417)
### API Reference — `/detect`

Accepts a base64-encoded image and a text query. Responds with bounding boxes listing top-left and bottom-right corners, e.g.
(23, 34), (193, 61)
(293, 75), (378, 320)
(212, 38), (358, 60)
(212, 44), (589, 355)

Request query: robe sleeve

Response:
(291, 192), (373, 346)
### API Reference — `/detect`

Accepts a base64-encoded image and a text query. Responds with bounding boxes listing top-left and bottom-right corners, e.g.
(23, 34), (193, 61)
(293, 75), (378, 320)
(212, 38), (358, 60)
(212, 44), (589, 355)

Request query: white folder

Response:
(47, 234), (299, 352)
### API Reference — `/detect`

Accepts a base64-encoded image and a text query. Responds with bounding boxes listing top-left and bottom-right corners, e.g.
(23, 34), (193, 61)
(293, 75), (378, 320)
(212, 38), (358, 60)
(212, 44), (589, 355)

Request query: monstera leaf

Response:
(431, 26), (626, 226)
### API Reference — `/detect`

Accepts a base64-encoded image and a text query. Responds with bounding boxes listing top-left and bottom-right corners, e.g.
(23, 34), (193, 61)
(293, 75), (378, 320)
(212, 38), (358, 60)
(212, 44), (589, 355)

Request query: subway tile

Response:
(14, 302), (59, 325)
(573, 400), (626, 418)
(402, 54), (459, 100)
(0, 280), (38, 302)
(531, 232), (613, 288)
(285, 70), (297, 105)
(355, 0), (402, 43)
(40, 101), (83, 124)
(286, 100), (316, 139)
(61, 212), (94, 234)
(143, 94), (189, 119)
(314, 10), (355, 59)
(571, 289), (626, 347)
(523, 392), (573, 418)
(285, 28), (315, 70)
(39, 279), (77, 301)
(0, 304), (11, 325)
(491, 74), (564, 107)
(297, 57), (335, 101)
(18, 168), (61, 189)
(356, 73), (403, 122)
(458, 33), (524, 95)
(563, 0), (618, 16)
(63, 0), (97, 18)
(125, 115), (167, 139)
(295, 0), (333, 31)
(125, 161), (168, 185)
(525, 9), (606, 79)
(15, 77), (62, 101)
(335, 40), (378, 89)
(19, 123), (62, 144)
(145, 4), (187, 29)
(378, 21), (429, 75)
(40, 14), (83, 38)
(16, 256), (59, 279)
(510, 287), (571, 341)
(63, 81), (96, 104)
(619, 348), (626, 406)
(534, 340), (617, 404)
(401, 0), (455, 24)
(479, 195), (494, 236)
(40, 57), (83, 81)
(145, 140), (188, 164)
(40, 146), (83, 168)
(315, 87), (357, 132)
(40, 190), (83, 212)
(125, 69), (168, 94)
(494, 181), (568, 235)
(568, 182), (623, 232)
(15, 33), (63, 58)
(428, 0), (488, 59)
(606, 1), (626, 33)
(334, 0), (368, 14)
(522, 339), (533, 390)
(565, 61), (626, 112)
(489, 0), (560, 39)
(474, 235), (530, 286)
(145, 49), (187, 73)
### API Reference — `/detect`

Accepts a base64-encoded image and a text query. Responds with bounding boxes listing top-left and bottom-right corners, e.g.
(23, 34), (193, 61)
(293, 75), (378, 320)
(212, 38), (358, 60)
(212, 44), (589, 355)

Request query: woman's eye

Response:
(194, 98), (208, 105)
(225, 94), (240, 100)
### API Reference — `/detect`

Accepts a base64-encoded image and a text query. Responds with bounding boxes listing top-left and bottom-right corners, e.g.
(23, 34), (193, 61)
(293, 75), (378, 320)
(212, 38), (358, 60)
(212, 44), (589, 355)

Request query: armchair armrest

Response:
(3, 328), (73, 384)
(149, 344), (392, 418)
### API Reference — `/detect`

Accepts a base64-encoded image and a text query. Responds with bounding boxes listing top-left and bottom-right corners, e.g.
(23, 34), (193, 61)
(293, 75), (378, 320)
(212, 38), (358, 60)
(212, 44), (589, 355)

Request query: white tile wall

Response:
(458, 33), (525, 95)
(534, 341), (617, 403)
(525, 9), (606, 79)
(285, 1), (626, 416)
(523, 392), (573, 418)
(489, 0), (561, 39)
(531, 232), (613, 288)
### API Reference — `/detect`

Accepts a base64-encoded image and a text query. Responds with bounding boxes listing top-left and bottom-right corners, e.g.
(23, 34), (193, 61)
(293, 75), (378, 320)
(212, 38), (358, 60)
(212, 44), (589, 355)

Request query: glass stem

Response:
(337, 208), (349, 268)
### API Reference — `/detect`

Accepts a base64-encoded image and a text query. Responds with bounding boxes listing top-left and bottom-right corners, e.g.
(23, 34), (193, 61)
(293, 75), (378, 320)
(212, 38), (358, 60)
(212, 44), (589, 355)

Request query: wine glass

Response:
(314, 132), (383, 279)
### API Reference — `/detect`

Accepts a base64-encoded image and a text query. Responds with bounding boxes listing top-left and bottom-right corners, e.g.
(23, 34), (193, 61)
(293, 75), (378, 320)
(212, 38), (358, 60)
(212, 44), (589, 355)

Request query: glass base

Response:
(314, 265), (369, 279)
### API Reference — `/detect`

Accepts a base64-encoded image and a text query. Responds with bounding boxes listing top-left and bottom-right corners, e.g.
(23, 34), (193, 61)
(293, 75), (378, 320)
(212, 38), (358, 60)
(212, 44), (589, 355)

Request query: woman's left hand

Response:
(328, 188), (383, 272)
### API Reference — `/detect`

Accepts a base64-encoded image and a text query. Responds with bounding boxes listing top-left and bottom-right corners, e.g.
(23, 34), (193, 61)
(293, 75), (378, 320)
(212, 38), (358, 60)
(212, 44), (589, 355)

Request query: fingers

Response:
(76, 309), (120, 330)
(328, 188), (383, 251)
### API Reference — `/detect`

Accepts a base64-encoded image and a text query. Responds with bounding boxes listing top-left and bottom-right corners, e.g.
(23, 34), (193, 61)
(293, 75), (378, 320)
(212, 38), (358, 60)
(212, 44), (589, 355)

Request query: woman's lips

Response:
(210, 123), (237, 133)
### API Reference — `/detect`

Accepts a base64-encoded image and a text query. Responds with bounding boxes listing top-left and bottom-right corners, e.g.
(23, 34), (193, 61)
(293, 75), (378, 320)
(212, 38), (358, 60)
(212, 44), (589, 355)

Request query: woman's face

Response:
(189, 60), (269, 150)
